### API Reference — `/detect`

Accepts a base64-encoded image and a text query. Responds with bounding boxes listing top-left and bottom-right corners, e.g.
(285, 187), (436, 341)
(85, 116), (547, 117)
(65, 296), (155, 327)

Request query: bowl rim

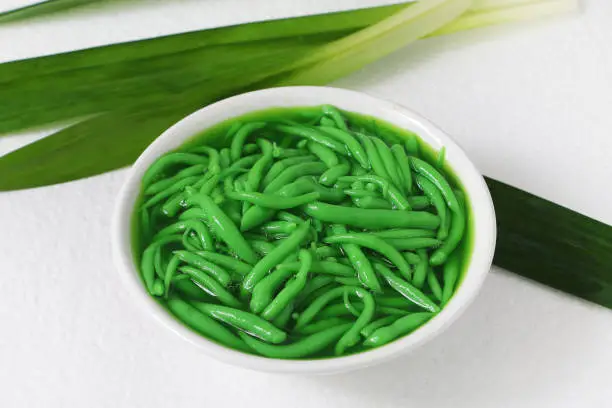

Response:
(111, 86), (496, 374)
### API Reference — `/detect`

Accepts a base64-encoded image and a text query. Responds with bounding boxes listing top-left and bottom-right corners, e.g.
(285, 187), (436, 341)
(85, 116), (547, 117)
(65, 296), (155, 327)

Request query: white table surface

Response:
(1, 1), (611, 407)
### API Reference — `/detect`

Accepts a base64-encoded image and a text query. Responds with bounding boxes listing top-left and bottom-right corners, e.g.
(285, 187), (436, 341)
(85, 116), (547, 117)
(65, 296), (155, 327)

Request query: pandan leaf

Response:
(276, 0), (472, 85)
(0, 0), (110, 23)
(0, 3), (408, 135)
(431, 0), (578, 36)
(0, 36), (338, 134)
(0, 0), (466, 188)
(0, 0), (579, 190)
(0, 0), (577, 136)
(0, 0), (576, 136)
(0, 3), (404, 80)
(486, 177), (612, 309)
(0, 108), (186, 190)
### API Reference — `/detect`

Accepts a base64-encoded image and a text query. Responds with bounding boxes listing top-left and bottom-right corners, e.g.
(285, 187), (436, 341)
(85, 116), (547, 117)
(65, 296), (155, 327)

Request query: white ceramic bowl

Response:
(112, 86), (496, 374)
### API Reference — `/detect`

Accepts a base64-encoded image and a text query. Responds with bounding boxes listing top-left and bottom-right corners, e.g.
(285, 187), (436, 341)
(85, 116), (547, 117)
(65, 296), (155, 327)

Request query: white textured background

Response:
(1, 1), (612, 407)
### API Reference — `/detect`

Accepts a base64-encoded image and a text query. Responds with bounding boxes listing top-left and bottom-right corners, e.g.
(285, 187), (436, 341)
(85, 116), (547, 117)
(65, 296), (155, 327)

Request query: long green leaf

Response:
(278, 0), (471, 85)
(0, 3), (404, 81)
(0, 36), (338, 133)
(431, 0), (577, 36)
(0, 0), (136, 23)
(0, 109), (183, 189)
(0, 0), (576, 136)
(0, 0), (577, 138)
(0, 0), (98, 23)
(0, 49), (314, 190)
(0, 0), (578, 188)
(0, 3), (408, 135)
(0, 0), (579, 190)
(486, 178), (612, 309)
(0, 1), (464, 189)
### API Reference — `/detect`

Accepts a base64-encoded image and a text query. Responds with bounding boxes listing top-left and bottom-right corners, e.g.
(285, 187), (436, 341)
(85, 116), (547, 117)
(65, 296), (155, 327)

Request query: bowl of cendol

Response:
(112, 86), (496, 374)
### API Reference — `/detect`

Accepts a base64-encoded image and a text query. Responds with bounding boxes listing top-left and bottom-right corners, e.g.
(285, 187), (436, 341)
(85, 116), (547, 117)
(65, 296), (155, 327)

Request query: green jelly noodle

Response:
(132, 105), (474, 360)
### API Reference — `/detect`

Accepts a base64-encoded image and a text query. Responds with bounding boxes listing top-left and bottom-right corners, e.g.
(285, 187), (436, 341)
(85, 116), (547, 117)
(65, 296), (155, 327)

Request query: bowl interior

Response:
(112, 86), (496, 374)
